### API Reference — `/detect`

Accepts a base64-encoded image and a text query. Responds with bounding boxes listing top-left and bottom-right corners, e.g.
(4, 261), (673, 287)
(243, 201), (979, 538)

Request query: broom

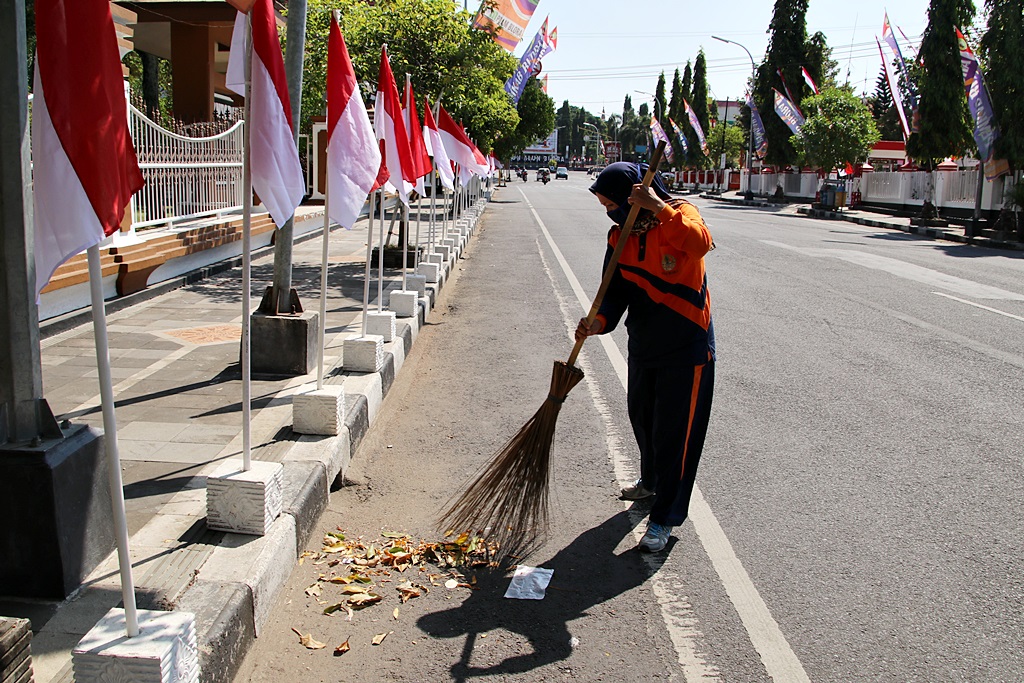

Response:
(438, 141), (669, 559)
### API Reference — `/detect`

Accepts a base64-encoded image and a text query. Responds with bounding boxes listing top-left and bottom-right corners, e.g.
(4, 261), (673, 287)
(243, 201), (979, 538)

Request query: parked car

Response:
(555, 166), (569, 179)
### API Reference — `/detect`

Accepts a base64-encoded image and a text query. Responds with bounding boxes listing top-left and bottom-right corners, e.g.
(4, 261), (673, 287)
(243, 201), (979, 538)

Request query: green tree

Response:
(654, 71), (668, 126)
(299, 0), (521, 152)
(871, 67), (904, 141)
(666, 69), (686, 168)
(792, 87), (880, 175)
(906, 0), (976, 168)
(979, 0), (1024, 168)
(804, 31), (838, 91)
(753, 0), (810, 167)
(906, 0), (975, 216)
(707, 121), (746, 168)
(690, 50), (712, 168)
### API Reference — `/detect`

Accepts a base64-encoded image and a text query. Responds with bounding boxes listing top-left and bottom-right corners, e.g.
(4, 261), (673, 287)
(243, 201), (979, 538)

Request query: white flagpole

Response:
(401, 200), (409, 291)
(414, 192), (422, 270)
(428, 166), (436, 254)
(316, 176), (329, 390)
(362, 190), (375, 334)
(377, 191), (385, 312)
(241, 14), (253, 472)
(87, 245), (139, 638)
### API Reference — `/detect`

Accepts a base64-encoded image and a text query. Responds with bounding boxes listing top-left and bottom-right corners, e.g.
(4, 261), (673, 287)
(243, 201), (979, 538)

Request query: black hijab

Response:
(589, 161), (672, 226)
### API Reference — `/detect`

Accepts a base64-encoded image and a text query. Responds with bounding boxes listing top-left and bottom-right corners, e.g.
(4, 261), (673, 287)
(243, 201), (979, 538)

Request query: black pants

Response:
(627, 360), (715, 527)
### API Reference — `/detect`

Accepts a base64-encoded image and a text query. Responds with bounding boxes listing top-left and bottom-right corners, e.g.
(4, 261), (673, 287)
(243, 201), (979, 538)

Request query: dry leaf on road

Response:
(372, 631), (393, 646)
(291, 627), (326, 650)
(333, 637), (351, 656)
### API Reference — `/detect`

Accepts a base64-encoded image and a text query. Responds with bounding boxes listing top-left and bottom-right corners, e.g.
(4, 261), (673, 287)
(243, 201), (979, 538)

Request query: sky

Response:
(502, 0), (934, 118)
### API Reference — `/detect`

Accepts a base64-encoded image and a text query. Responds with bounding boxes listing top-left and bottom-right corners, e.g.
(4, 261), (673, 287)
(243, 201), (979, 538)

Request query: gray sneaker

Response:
(620, 479), (655, 501)
(638, 522), (672, 553)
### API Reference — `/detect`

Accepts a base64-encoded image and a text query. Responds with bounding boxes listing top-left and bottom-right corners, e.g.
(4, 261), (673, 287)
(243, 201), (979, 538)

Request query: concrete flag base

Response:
(206, 460), (284, 536)
(343, 334), (384, 373)
(388, 290), (418, 318)
(365, 310), (396, 341)
(406, 273), (427, 297)
(73, 608), (199, 683)
(292, 383), (345, 436)
(416, 262), (440, 283)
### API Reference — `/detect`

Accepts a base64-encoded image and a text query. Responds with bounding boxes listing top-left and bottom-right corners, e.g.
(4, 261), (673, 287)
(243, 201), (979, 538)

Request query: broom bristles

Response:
(438, 361), (584, 559)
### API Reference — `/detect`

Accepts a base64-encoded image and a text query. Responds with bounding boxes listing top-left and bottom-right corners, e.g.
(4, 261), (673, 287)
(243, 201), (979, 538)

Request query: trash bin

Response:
(819, 184), (835, 209)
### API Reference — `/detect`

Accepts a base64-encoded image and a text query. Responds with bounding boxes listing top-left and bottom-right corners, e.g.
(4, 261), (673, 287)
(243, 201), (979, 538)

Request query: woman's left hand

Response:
(627, 184), (666, 214)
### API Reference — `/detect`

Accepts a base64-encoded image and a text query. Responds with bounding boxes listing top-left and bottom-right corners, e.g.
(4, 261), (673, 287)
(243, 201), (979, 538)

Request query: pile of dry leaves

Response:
(291, 529), (499, 655)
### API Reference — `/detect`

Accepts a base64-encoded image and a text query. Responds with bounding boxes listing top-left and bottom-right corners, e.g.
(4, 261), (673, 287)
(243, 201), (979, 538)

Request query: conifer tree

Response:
(906, 0), (975, 217)
(906, 0), (975, 169)
(752, 0), (810, 167)
(979, 0), (1024, 169)
(871, 67), (904, 141)
(668, 68), (685, 165)
(691, 50), (712, 168)
(655, 71), (668, 126)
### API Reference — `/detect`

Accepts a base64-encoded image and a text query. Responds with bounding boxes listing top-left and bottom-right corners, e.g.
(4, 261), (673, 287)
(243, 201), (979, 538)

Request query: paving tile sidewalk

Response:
(704, 190), (1024, 252)
(0, 195), (485, 682)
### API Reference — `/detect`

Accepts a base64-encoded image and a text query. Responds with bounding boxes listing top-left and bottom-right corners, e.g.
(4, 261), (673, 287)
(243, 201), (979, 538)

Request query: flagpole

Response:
(87, 245), (139, 638)
(362, 190), (375, 335)
(428, 166), (436, 255)
(401, 200), (409, 291)
(415, 192), (422, 271)
(316, 174), (329, 390)
(377, 191), (385, 313)
(241, 13), (253, 471)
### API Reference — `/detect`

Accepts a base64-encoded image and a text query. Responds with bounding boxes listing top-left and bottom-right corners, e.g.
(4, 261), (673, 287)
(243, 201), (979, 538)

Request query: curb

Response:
(702, 193), (1024, 252)
(795, 207), (1024, 252)
(38, 199), (486, 683)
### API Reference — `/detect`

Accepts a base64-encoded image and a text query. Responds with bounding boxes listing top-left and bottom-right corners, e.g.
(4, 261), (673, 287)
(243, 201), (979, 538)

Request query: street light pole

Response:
(712, 35), (756, 200)
(582, 122), (600, 166)
(634, 91), (659, 165)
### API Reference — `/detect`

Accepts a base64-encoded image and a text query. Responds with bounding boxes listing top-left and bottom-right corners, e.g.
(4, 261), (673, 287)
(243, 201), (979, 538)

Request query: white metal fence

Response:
(128, 104), (244, 231)
(742, 167), (1012, 215)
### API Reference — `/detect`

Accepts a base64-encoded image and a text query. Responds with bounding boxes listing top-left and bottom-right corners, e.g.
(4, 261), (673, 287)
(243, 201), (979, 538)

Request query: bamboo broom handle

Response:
(567, 141), (667, 367)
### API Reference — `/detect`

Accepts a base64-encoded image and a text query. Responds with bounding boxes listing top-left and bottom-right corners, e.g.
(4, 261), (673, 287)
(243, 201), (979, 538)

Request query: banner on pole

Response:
(650, 117), (674, 163)
(773, 89), (805, 135)
(504, 17), (554, 104)
(668, 118), (689, 157)
(473, 0), (540, 52)
(683, 99), (708, 156)
(747, 96), (768, 160)
(956, 28), (1009, 180)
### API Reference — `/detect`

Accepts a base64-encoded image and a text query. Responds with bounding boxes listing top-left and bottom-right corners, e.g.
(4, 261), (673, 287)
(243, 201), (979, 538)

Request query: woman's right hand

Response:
(575, 317), (604, 342)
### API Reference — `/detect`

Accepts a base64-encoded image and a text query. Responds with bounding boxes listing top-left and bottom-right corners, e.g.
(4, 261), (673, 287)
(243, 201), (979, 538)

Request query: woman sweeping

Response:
(576, 162), (716, 553)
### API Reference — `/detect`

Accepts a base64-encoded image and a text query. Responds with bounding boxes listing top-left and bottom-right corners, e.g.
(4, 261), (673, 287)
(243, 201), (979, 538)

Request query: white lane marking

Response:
(933, 291), (1024, 323)
(762, 240), (1024, 301)
(522, 189), (809, 682)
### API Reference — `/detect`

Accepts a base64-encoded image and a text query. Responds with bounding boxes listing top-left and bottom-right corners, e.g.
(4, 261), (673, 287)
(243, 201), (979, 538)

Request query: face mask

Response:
(607, 205), (631, 226)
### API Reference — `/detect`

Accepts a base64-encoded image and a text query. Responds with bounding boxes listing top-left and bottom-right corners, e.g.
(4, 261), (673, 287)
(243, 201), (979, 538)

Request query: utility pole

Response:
(1, 0), (114, 598)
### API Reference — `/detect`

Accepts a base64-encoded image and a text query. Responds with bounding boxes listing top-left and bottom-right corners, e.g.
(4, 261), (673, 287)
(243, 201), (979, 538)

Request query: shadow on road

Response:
(416, 510), (669, 681)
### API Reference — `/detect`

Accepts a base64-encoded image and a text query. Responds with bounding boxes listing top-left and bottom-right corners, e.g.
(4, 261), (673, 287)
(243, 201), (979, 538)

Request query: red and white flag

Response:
(422, 99), (455, 191)
(437, 105), (489, 178)
(403, 81), (432, 197)
(325, 15), (381, 229)
(33, 0), (144, 296)
(227, 0), (304, 228)
(374, 46), (416, 206)
(801, 67), (820, 95)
